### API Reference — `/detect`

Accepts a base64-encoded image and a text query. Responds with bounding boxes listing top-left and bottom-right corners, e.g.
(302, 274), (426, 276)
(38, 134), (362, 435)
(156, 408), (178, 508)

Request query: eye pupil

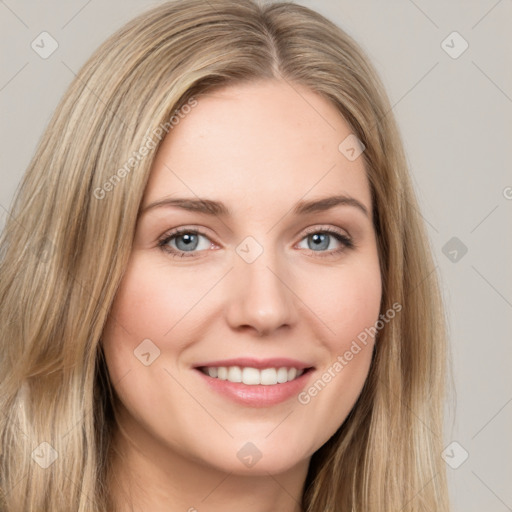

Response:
(309, 233), (329, 251)
(176, 233), (198, 251)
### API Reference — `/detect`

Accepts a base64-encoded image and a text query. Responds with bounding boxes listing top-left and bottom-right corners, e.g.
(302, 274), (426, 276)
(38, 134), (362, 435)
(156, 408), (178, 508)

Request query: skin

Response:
(101, 79), (382, 512)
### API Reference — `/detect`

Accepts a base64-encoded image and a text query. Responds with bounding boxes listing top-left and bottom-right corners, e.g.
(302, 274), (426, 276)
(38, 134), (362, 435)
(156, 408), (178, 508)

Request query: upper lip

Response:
(193, 357), (314, 370)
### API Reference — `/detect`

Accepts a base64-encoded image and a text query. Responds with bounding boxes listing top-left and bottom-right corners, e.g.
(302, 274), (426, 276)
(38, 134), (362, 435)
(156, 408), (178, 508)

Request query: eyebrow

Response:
(141, 194), (369, 218)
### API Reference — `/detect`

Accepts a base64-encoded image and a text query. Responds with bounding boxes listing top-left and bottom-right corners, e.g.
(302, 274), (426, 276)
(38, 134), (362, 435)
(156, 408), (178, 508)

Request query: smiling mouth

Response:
(197, 365), (314, 385)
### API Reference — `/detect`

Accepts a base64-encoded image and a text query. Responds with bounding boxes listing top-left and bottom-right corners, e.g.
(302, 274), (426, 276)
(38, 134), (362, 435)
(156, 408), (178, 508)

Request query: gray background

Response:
(1, 1), (511, 510)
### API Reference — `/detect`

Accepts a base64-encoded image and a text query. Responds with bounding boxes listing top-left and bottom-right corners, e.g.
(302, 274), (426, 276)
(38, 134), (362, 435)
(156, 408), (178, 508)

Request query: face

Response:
(101, 80), (382, 477)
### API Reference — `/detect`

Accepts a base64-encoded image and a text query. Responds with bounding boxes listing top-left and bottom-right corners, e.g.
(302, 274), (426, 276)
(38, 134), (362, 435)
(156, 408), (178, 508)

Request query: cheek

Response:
(103, 253), (206, 352)
(295, 254), (381, 426)
(100, 254), (197, 426)
(333, 271), (381, 344)
(100, 254), (181, 393)
(306, 253), (382, 348)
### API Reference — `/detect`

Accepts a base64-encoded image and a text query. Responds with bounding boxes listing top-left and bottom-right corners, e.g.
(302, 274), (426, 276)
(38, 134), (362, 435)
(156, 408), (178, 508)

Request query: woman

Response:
(0, 0), (451, 510)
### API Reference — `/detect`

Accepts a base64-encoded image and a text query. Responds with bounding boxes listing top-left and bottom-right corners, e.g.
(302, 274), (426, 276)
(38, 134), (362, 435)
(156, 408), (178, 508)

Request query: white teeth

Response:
(277, 367), (288, 383)
(200, 365), (306, 385)
(260, 368), (277, 385)
(242, 367), (260, 385)
(227, 366), (242, 383)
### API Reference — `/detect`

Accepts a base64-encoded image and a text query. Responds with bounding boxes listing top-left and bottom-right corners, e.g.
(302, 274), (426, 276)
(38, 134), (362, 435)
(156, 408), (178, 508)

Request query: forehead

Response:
(143, 80), (371, 214)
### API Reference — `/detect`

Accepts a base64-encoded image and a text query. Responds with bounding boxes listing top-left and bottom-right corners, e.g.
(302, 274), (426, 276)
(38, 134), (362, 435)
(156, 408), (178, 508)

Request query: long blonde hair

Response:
(0, 1), (451, 510)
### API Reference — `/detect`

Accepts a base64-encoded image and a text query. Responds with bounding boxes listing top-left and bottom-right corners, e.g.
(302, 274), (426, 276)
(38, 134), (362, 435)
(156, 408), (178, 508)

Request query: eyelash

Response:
(157, 226), (354, 259)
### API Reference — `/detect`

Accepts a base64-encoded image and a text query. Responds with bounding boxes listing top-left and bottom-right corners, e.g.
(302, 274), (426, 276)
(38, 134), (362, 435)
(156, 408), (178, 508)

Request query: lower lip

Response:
(195, 368), (314, 407)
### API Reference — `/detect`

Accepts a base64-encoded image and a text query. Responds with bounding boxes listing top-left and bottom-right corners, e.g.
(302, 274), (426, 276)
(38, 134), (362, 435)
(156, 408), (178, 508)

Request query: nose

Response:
(224, 252), (298, 337)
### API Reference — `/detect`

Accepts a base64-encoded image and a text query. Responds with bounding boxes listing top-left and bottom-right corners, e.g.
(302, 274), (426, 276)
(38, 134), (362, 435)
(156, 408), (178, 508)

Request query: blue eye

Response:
(158, 228), (212, 257)
(158, 227), (353, 259)
(297, 227), (354, 257)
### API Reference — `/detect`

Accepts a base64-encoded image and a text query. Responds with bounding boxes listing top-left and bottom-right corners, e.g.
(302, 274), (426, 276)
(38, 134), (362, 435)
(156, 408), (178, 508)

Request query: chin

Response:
(190, 436), (313, 476)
